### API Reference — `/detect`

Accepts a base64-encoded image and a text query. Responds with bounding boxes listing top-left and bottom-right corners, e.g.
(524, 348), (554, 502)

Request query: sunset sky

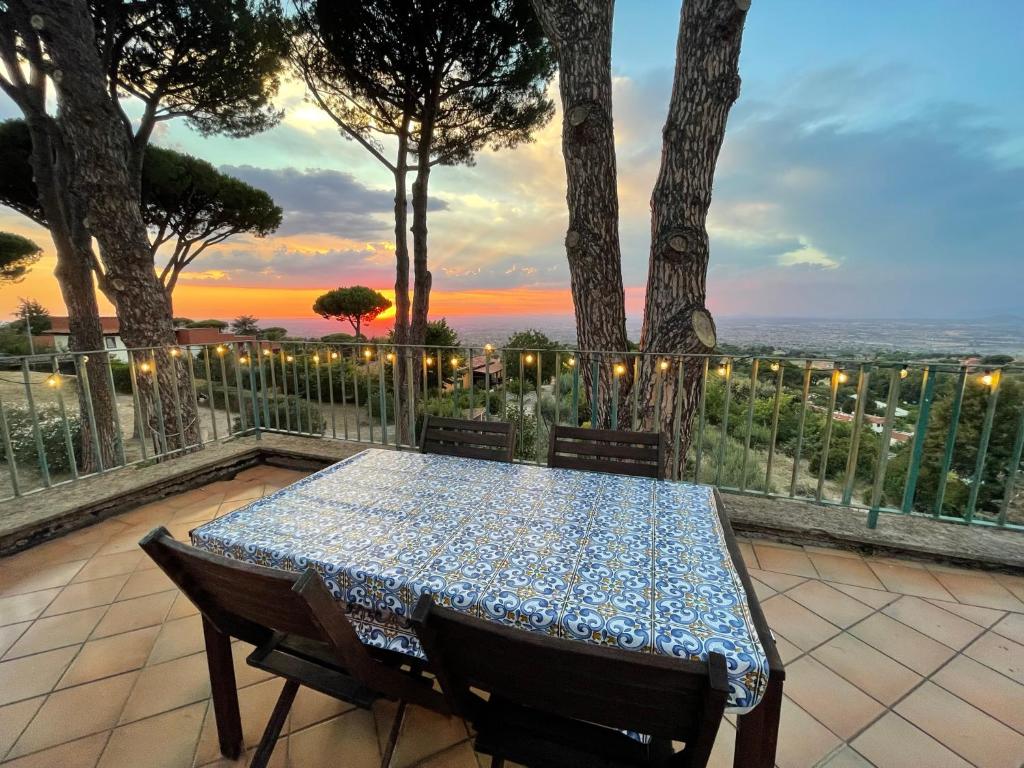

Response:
(1, 0), (1022, 327)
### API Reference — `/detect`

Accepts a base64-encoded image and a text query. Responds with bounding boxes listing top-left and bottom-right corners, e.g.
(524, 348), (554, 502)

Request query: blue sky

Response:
(1, 0), (1021, 320)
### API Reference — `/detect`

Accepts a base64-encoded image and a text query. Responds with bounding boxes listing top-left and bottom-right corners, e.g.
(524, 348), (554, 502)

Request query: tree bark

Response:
(392, 117), (412, 444)
(637, 0), (749, 474)
(408, 116), (434, 351)
(19, 0), (199, 451)
(529, 0), (629, 427)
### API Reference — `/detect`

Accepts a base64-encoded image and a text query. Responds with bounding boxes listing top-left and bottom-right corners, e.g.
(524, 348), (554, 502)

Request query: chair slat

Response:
(420, 416), (516, 462)
(552, 425), (661, 444)
(552, 439), (660, 460)
(548, 426), (666, 479)
(424, 428), (511, 447)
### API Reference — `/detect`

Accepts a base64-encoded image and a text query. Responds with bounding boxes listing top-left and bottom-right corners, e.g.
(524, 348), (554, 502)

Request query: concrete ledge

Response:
(2, 434), (1020, 572)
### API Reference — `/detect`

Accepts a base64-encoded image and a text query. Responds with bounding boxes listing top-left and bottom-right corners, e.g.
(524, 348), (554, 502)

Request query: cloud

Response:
(777, 241), (840, 269)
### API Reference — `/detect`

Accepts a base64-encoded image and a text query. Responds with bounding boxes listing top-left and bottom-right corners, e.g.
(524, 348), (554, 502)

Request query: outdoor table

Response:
(191, 448), (784, 768)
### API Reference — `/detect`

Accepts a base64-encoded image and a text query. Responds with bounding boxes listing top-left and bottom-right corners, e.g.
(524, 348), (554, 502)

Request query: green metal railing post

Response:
(901, 367), (936, 513)
(815, 366), (842, 502)
(841, 365), (871, 505)
(867, 367), (903, 529)
(693, 358), (709, 482)
(103, 353), (127, 464)
(202, 347), (218, 442)
(590, 357), (599, 428)
(246, 343), (261, 441)
(671, 361), (685, 481)
(21, 358), (51, 487)
(764, 362), (784, 491)
(715, 358), (732, 486)
(77, 354), (105, 472)
(0, 389), (20, 495)
(571, 357), (580, 425)
(610, 363), (620, 430)
(789, 361), (813, 497)
(739, 358), (759, 492)
(965, 371), (1002, 523)
(998, 401), (1024, 526)
(50, 357), (78, 480)
(933, 367), (967, 516)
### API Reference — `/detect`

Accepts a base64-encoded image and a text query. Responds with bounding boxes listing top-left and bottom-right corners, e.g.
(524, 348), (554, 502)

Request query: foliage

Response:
(503, 329), (560, 385)
(187, 319), (229, 330)
(231, 315), (261, 336)
(172, 317), (193, 328)
(10, 299), (50, 335)
(0, 404), (82, 475)
(690, 426), (773, 493)
(321, 332), (356, 344)
(507, 404), (541, 461)
(313, 286), (392, 339)
(0, 232), (41, 283)
(806, 422), (881, 485)
(261, 327), (289, 341)
(231, 394), (326, 435)
(93, 0), (289, 138)
(0, 325), (30, 355)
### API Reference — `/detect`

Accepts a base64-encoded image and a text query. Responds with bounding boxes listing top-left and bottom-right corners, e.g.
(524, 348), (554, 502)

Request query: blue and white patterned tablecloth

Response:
(191, 449), (770, 712)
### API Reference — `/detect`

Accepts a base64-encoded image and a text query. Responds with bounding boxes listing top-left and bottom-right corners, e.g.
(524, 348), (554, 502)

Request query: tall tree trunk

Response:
(392, 119), (412, 444)
(408, 117), (434, 350)
(21, 0), (199, 452)
(529, 0), (629, 427)
(637, 0), (749, 475)
(15, 106), (120, 472)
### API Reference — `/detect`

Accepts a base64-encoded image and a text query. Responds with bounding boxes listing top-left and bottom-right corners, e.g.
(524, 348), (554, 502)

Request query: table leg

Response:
(202, 617), (243, 759)
(734, 673), (783, 768)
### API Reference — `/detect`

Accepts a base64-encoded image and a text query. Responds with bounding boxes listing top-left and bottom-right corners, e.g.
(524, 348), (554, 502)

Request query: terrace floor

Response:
(0, 466), (1022, 768)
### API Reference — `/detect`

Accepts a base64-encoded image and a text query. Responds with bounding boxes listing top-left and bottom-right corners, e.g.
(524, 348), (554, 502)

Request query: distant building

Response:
(39, 317), (254, 362)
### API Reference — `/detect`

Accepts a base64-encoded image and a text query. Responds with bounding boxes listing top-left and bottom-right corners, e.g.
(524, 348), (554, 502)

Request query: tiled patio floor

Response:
(1, 466), (1023, 768)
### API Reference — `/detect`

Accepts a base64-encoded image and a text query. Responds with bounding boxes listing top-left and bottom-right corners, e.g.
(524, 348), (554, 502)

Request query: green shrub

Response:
(0, 404), (82, 474)
(232, 394), (325, 435)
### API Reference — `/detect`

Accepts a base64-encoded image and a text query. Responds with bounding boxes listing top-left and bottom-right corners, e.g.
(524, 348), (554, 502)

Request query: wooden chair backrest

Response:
(139, 528), (437, 707)
(412, 595), (729, 752)
(547, 425), (666, 479)
(420, 416), (516, 462)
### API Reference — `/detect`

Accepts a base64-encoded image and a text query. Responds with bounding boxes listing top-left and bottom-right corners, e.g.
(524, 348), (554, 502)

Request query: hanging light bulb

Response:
(900, 366), (909, 380)
(169, 347), (181, 358)
(614, 363), (626, 376)
(286, 354), (294, 363)
(45, 374), (60, 388)
(769, 361), (780, 372)
(425, 356), (433, 367)
(566, 357), (576, 367)
(659, 359), (670, 371)
(215, 345), (226, 355)
(981, 370), (994, 387)
(363, 349), (373, 359)
(386, 352), (395, 362)
(836, 370), (849, 384)
(484, 343), (494, 353)
(717, 360), (728, 377)
(524, 353), (534, 364)
(139, 362), (152, 373)
(451, 356), (460, 368)
(239, 356), (249, 365)
(330, 351), (338, 360)
(312, 354), (320, 364)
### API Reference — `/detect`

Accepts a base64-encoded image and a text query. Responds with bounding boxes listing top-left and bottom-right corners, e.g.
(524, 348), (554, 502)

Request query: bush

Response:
(233, 394), (325, 435)
(0, 404), (82, 474)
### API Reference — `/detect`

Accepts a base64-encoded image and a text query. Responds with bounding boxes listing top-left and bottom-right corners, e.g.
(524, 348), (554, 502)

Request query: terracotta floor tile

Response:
(230, 641), (274, 689)
(0, 589), (61, 627)
(849, 613), (955, 676)
(895, 680), (1024, 768)
(818, 746), (874, 767)
(747, 568), (806, 593)
(97, 701), (206, 768)
(146, 614), (205, 665)
(881, 595), (986, 650)
(811, 632), (922, 705)
(194, 678), (286, 765)
(761, 595), (840, 651)
(807, 554), (885, 590)
(288, 686), (355, 732)
(802, 545), (863, 560)
(771, 632), (803, 665)
(852, 711), (971, 768)
(115, 568), (175, 602)
(749, 578), (776, 601)
(165, 591), (199, 621)
(774, 696), (842, 768)
(0, 696), (44, 757)
(115, 501), (176, 529)
(288, 709), (381, 768)
(926, 598), (1006, 627)
(41, 574), (129, 618)
(197, 737), (288, 768)
(94, 529), (150, 558)
(119, 652), (211, 724)
(0, 623), (29, 659)
(375, 701), (470, 768)
(0, 731), (109, 768)
(418, 741), (480, 768)
(964, 631), (1024, 684)
(830, 583), (899, 609)
(785, 580), (874, 628)
(90, 590), (175, 639)
(992, 612), (1024, 644)
(993, 573), (1024, 603)
(866, 560), (955, 600)
(71, 552), (143, 584)
(736, 541), (758, 570)
(932, 655), (1024, 735)
(705, 718), (736, 768)
(8, 671), (137, 758)
(0, 646), (79, 706)
(2, 606), (106, 660)
(58, 625), (161, 689)
(930, 571), (1024, 612)
(0, 560), (87, 597)
(782, 656), (884, 740)
(752, 545), (819, 578)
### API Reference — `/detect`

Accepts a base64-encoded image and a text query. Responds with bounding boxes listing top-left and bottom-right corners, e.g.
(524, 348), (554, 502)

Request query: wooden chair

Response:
(547, 425), (666, 479)
(411, 594), (729, 768)
(140, 528), (448, 768)
(420, 415), (516, 462)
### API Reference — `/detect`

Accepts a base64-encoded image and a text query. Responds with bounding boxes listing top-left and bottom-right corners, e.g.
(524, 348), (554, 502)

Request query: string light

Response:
(330, 351), (338, 360)
(425, 356), (434, 367)
(900, 366), (909, 380)
(769, 361), (780, 372)
(139, 362), (152, 373)
(566, 357), (576, 368)
(169, 347), (181, 358)
(981, 370), (994, 387)
(451, 357), (460, 368)
(363, 349), (373, 360)
(659, 360), (670, 371)
(614, 363), (626, 376)
(717, 360), (728, 377)
(836, 370), (849, 384)
(45, 374), (60, 388)
(484, 343), (493, 353)
(81, 356), (89, 364)
(524, 353), (534, 364)
(263, 349), (271, 356)
(215, 345), (226, 355)
(286, 355), (294, 363)
(312, 354), (320, 364)
(386, 352), (395, 362)
(239, 356), (249, 365)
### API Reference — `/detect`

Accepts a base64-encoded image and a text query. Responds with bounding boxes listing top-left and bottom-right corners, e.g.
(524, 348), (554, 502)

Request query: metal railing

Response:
(1, 340), (1021, 532)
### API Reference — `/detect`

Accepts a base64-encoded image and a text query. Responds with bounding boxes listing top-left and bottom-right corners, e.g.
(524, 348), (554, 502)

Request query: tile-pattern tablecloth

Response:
(191, 449), (769, 711)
